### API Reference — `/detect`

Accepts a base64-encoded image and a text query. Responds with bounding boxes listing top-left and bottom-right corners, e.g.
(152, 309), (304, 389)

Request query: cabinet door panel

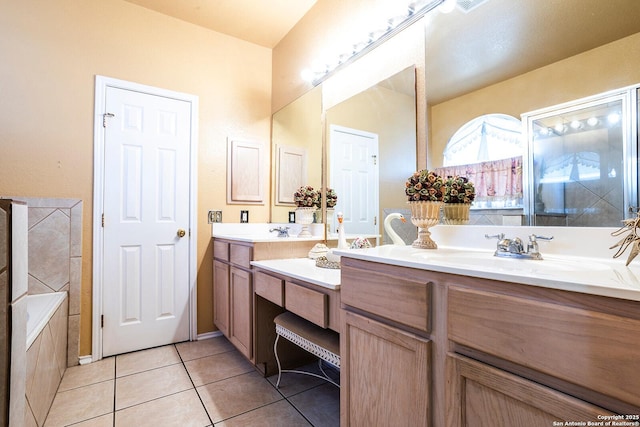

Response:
(342, 311), (430, 427)
(230, 266), (252, 359)
(213, 260), (229, 336)
(447, 354), (614, 427)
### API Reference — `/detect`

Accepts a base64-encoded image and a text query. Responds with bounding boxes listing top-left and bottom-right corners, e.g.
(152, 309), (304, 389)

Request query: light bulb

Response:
(607, 112), (621, 125)
(300, 69), (314, 82)
(438, 0), (457, 13)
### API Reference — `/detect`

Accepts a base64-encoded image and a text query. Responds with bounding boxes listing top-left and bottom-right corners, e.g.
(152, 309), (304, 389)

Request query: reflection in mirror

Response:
(270, 85), (322, 224)
(326, 66), (417, 244)
(436, 114), (523, 209)
(425, 0), (640, 226)
(525, 89), (636, 227)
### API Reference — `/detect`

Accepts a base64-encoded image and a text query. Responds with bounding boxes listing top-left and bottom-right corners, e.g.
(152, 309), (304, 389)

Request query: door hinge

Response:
(101, 213), (104, 227)
(102, 112), (115, 128)
(372, 154), (377, 165)
(374, 216), (377, 226)
(101, 315), (104, 328)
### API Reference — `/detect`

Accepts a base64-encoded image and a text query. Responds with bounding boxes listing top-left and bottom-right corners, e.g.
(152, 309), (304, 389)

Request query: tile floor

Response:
(41, 336), (340, 426)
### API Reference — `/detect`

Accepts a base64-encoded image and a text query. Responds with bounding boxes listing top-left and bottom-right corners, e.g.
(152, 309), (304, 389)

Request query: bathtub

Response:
(25, 291), (69, 425)
(26, 292), (67, 349)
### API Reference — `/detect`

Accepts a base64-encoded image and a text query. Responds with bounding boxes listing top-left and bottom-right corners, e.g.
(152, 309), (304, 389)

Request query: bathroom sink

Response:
(410, 249), (611, 275)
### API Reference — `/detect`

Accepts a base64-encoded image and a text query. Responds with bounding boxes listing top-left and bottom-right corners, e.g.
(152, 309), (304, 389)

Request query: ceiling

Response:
(123, 0), (317, 48)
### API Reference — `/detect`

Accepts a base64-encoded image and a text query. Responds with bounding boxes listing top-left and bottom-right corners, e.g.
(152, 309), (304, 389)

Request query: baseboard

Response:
(78, 332), (222, 365)
(196, 330), (223, 340)
(78, 355), (93, 365)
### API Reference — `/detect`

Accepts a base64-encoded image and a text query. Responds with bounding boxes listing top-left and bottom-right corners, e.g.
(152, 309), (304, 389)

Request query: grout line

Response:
(178, 344), (215, 426)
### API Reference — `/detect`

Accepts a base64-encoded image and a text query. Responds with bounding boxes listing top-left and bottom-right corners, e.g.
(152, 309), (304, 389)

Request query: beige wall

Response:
(0, 0), (272, 356)
(428, 32), (640, 169)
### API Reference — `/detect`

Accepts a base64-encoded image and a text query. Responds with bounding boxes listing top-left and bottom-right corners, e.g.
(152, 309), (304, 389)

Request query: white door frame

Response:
(92, 75), (199, 362)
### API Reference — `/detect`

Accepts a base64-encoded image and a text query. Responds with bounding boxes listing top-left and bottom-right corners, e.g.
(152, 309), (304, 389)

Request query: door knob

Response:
(177, 229), (186, 238)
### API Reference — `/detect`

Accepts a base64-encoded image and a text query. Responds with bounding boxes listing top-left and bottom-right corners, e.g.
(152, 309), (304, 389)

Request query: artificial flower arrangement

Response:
(322, 188), (338, 208)
(293, 185), (320, 207)
(405, 170), (476, 204)
(405, 170), (445, 202)
(443, 175), (476, 204)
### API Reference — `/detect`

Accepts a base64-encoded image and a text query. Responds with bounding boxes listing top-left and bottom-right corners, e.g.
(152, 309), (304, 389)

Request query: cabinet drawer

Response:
(285, 281), (327, 328)
(254, 271), (284, 306)
(341, 263), (431, 332)
(213, 240), (229, 261)
(448, 286), (640, 408)
(230, 243), (252, 269)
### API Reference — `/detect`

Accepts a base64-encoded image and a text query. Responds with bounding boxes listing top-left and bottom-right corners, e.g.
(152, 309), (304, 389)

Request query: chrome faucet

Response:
(269, 226), (290, 238)
(485, 233), (553, 260)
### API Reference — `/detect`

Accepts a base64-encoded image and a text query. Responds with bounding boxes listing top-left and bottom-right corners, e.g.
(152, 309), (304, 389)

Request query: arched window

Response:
(437, 114), (524, 208)
(443, 114), (522, 166)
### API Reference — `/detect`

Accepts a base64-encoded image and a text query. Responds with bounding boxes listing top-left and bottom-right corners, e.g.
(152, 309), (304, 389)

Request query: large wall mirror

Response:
(425, 0), (640, 227)
(270, 85), (323, 223)
(270, 0), (640, 236)
(325, 66), (417, 243)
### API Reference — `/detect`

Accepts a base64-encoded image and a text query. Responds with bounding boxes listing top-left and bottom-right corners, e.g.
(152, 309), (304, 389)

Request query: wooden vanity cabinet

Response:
(342, 310), (431, 427)
(213, 239), (254, 360)
(446, 280), (640, 421)
(212, 237), (321, 364)
(253, 267), (341, 375)
(447, 353), (612, 426)
(340, 258), (434, 427)
(340, 257), (640, 427)
(212, 259), (229, 336)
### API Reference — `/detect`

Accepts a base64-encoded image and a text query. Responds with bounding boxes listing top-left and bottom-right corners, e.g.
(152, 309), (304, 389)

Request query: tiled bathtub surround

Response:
(1, 200), (29, 426)
(6, 197), (82, 367)
(25, 294), (68, 426)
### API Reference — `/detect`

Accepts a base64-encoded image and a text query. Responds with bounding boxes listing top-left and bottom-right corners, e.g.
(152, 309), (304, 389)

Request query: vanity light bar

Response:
(302, 0), (444, 86)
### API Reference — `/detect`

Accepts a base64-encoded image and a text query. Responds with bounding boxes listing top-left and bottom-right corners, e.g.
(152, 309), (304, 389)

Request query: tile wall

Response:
(8, 197), (82, 367)
(25, 299), (68, 426)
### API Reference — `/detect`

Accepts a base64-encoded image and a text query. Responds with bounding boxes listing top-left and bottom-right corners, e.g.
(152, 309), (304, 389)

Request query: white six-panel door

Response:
(329, 125), (379, 236)
(101, 86), (191, 356)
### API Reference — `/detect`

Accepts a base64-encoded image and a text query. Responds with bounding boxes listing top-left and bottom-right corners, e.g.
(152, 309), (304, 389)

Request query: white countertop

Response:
(332, 245), (640, 302)
(211, 222), (325, 242)
(251, 258), (341, 290)
(213, 234), (323, 243)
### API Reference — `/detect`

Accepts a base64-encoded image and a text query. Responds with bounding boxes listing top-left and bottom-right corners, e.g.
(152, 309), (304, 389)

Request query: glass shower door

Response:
(524, 89), (637, 227)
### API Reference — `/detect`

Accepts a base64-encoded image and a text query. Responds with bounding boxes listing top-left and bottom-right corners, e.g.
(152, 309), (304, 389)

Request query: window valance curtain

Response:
(435, 156), (523, 208)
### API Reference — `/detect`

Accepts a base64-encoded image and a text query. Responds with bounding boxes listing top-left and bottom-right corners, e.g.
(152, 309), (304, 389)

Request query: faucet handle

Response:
(485, 233), (505, 240)
(530, 234), (553, 242)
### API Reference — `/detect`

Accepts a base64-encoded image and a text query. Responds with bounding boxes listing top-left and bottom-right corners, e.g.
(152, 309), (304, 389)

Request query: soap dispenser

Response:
(337, 212), (349, 249)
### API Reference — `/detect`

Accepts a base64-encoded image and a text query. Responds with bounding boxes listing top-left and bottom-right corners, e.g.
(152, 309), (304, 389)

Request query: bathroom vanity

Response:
(211, 223), (325, 370)
(252, 258), (340, 375)
(336, 226), (640, 426)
